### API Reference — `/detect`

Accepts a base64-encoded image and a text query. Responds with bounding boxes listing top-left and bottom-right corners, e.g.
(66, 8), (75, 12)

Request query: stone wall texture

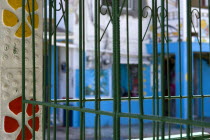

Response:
(0, 0), (43, 139)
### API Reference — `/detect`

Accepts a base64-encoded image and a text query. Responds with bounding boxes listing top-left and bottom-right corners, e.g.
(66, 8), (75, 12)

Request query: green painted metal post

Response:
(113, 0), (121, 139)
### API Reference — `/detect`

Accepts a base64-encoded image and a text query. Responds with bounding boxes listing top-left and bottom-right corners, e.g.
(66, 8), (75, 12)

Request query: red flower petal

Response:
(9, 96), (22, 115)
(4, 116), (19, 133)
(26, 100), (39, 116)
(16, 126), (32, 140)
(28, 117), (40, 131)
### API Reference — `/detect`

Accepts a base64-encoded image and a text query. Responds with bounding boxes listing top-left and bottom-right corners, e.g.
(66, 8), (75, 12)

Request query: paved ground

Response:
(50, 123), (210, 139)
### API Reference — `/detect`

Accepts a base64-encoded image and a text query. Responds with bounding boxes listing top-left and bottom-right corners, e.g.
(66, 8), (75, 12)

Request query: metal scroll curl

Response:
(157, 6), (168, 42)
(50, 0), (67, 36)
(142, 6), (168, 42)
(52, 0), (64, 11)
(142, 6), (153, 41)
(191, 9), (201, 44)
(99, 0), (113, 42)
(100, 0), (112, 18)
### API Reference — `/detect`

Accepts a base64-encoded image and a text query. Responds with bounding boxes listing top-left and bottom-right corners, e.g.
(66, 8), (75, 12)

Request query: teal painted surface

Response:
(120, 64), (129, 92)
(147, 42), (210, 120)
(75, 69), (112, 98)
(197, 59), (210, 117)
(73, 100), (154, 127)
(72, 65), (153, 127)
(147, 42), (188, 120)
(70, 42), (210, 127)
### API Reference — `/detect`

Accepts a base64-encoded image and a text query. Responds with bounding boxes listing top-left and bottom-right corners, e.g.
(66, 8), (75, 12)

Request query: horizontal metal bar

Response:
(50, 95), (210, 102)
(24, 100), (210, 128)
(144, 132), (210, 140)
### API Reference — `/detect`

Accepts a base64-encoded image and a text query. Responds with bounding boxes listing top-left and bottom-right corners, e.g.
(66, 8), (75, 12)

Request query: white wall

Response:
(71, 0), (151, 65)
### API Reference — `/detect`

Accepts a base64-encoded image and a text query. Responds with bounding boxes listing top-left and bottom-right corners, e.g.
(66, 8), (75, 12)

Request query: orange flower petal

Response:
(9, 96), (22, 115)
(27, 14), (39, 29)
(25, 0), (38, 13)
(28, 117), (40, 131)
(4, 116), (19, 133)
(16, 126), (32, 140)
(3, 10), (19, 27)
(15, 23), (32, 38)
(8, 0), (22, 10)
(26, 100), (39, 116)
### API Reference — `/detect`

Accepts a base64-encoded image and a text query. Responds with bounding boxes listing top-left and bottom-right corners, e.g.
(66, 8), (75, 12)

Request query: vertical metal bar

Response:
(65, 0), (70, 139)
(160, 0), (165, 139)
(94, 0), (97, 139)
(153, 0), (159, 138)
(165, 0), (171, 138)
(138, 0), (144, 139)
(126, 0), (131, 139)
(22, 0), (26, 139)
(94, 0), (99, 139)
(152, 0), (156, 138)
(178, 0), (182, 138)
(113, 0), (121, 139)
(53, 0), (57, 139)
(43, 0), (48, 139)
(187, 0), (192, 138)
(79, 0), (85, 139)
(94, 0), (101, 138)
(32, 0), (36, 139)
(82, 0), (86, 139)
(97, 0), (101, 139)
(198, 0), (204, 138)
(47, 0), (52, 139)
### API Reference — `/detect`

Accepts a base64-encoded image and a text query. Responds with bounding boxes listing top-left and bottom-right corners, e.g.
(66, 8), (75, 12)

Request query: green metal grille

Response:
(21, 0), (210, 139)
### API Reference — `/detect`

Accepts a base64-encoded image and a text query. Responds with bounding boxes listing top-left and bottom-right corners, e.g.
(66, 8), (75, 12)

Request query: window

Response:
(101, 0), (147, 17)
(192, 0), (208, 8)
(202, 0), (208, 7)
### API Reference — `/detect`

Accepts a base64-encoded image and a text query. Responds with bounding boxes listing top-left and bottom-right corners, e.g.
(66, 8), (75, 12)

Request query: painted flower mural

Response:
(4, 96), (40, 140)
(3, 0), (39, 38)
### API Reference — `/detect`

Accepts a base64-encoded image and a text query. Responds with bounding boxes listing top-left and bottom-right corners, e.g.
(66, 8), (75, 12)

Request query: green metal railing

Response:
(21, 0), (210, 139)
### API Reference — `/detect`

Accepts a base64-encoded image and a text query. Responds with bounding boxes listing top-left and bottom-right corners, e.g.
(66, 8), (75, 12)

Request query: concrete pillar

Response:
(0, 0), (43, 139)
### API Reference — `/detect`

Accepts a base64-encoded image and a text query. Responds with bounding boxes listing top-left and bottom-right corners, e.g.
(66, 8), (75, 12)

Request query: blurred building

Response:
(50, 0), (210, 127)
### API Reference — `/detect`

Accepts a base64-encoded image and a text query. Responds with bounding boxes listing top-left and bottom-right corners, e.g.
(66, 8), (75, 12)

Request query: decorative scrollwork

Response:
(191, 9), (200, 19)
(157, 6), (168, 42)
(157, 6), (168, 19)
(52, 0), (63, 11)
(100, 5), (108, 15)
(142, 6), (153, 41)
(51, 0), (66, 36)
(142, 6), (153, 18)
(100, 0), (112, 19)
(191, 9), (201, 44)
(100, 0), (113, 42)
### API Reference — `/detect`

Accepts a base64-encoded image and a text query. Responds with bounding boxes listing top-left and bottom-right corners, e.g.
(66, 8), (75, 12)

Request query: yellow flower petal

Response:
(27, 14), (39, 29)
(15, 23), (32, 38)
(3, 10), (19, 27)
(8, 0), (22, 10)
(25, 0), (38, 13)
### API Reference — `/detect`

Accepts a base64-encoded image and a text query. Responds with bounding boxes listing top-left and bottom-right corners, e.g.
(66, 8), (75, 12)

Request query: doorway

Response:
(164, 56), (176, 117)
